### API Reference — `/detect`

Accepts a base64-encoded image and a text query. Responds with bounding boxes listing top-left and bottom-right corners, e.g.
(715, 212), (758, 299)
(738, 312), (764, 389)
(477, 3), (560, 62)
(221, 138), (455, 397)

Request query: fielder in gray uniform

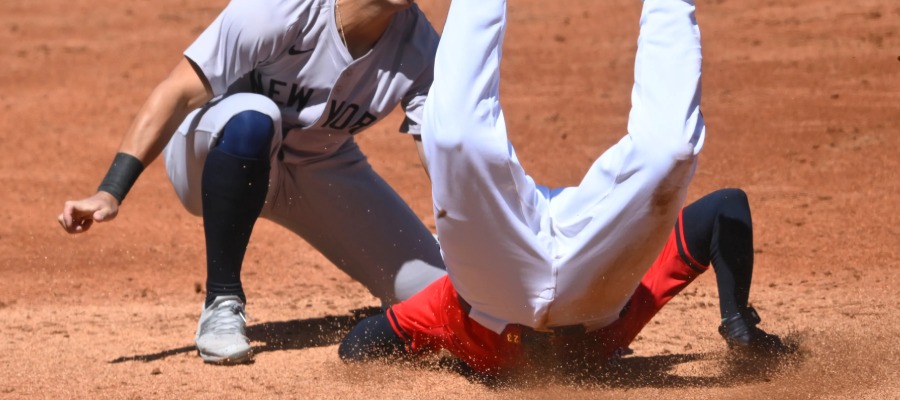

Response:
(58, 0), (447, 364)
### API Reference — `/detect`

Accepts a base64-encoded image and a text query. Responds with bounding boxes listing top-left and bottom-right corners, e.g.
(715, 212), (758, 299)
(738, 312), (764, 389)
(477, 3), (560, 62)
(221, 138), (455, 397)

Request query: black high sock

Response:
(681, 188), (754, 321)
(202, 147), (270, 308)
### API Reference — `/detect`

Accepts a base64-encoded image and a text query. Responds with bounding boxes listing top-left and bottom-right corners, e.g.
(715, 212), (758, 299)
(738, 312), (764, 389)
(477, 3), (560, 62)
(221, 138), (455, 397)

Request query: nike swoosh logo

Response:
(288, 45), (314, 55)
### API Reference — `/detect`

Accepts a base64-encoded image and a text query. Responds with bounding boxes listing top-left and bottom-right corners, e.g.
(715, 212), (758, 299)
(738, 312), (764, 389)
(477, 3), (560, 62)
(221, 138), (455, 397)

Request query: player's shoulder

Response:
(220, 0), (320, 38)
(391, 4), (440, 56)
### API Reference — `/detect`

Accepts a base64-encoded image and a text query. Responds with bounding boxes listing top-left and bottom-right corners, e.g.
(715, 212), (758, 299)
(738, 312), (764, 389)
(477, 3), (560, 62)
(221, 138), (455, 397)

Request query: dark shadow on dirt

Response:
(109, 306), (382, 364)
(580, 349), (805, 389)
(111, 312), (805, 391)
(428, 332), (806, 390)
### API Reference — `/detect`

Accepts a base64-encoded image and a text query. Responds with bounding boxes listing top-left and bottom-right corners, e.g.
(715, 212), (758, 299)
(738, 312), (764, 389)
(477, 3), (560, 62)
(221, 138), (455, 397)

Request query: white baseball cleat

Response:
(195, 295), (252, 364)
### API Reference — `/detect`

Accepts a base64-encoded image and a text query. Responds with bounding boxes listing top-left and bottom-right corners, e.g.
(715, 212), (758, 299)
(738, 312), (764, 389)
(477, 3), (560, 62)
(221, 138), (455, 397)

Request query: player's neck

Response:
(336, 0), (406, 59)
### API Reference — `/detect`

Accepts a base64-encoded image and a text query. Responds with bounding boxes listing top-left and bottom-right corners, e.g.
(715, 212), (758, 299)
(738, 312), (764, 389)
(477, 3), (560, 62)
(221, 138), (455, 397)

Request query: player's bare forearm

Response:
(58, 58), (211, 234)
(118, 57), (213, 166)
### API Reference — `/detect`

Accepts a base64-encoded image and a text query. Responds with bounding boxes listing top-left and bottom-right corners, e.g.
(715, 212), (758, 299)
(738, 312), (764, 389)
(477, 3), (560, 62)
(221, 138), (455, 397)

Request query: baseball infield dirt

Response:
(1, 0), (898, 398)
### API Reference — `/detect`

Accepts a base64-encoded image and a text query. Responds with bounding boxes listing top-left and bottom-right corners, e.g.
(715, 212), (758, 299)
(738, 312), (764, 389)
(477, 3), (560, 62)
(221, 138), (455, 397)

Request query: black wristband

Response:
(97, 152), (145, 204)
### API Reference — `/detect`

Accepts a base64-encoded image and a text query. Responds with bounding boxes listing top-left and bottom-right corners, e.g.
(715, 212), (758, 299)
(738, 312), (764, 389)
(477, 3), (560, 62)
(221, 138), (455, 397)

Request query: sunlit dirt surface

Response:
(1, 0), (897, 398)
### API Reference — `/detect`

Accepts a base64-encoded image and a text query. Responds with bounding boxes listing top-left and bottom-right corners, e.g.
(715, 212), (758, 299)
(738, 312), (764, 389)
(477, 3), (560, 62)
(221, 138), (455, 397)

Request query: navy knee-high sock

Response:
(339, 313), (407, 362)
(680, 188), (755, 321)
(202, 111), (274, 307)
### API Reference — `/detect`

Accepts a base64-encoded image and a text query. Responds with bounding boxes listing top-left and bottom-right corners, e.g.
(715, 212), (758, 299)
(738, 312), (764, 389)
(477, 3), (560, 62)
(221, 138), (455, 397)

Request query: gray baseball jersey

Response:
(185, 0), (439, 163)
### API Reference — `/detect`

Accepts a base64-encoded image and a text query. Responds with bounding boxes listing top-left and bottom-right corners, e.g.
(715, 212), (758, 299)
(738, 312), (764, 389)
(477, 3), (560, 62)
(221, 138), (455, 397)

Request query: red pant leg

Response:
(589, 215), (710, 355)
(389, 214), (711, 372)
(387, 275), (525, 374)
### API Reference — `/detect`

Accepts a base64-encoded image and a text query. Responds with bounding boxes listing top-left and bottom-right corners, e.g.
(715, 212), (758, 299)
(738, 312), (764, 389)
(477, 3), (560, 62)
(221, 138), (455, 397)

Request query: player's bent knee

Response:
(214, 92), (283, 145)
(394, 259), (446, 302)
(717, 188), (748, 205)
(700, 188), (749, 211)
(712, 188), (751, 219)
(216, 110), (276, 160)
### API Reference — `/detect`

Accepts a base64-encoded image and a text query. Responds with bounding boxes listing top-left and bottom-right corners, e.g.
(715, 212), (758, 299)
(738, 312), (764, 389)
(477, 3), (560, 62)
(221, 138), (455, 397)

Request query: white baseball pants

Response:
(422, 0), (705, 333)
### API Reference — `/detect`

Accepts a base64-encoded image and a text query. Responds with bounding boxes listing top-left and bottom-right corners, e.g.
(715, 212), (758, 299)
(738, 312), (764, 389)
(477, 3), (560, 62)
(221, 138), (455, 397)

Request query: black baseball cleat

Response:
(718, 306), (790, 356)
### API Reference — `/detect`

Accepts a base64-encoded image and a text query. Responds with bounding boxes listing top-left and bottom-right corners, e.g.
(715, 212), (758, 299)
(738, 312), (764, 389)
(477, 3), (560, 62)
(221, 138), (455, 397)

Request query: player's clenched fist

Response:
(58, 191), (119, 234)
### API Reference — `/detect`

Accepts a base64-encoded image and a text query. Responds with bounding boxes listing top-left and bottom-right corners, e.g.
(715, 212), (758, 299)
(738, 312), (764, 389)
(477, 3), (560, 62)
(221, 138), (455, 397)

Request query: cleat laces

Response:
(204, 301), (248, 335)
